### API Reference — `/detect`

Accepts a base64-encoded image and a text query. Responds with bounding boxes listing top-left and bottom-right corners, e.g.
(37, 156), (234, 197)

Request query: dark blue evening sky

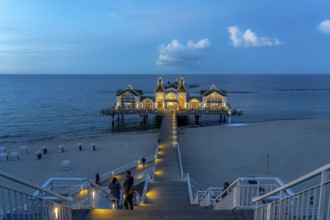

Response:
(0, 0), (330, 74)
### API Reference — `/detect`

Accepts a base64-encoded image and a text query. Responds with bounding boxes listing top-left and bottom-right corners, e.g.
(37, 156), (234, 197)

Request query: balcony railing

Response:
(253, 164), (330, 220)
(0, 170), (72, 220)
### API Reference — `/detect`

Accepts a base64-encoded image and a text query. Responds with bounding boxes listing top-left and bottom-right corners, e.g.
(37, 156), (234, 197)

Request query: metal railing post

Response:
(235, 180), (241, 208)
(318, 170), (329, 219)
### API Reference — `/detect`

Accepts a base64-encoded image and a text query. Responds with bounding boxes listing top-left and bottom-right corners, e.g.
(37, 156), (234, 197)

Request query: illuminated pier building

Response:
(115, 77), (228, 111)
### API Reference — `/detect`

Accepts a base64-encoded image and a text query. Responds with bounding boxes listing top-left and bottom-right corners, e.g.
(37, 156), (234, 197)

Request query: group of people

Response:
(96, 170), (135, 210)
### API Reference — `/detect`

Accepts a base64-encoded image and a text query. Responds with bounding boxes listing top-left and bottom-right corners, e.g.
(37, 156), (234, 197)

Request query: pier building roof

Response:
(116, 84), (143, 96)
(200, 85), (227, 97)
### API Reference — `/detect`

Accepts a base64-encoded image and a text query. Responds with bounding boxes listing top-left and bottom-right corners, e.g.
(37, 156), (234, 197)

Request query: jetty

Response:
(100, 76), (242, 126)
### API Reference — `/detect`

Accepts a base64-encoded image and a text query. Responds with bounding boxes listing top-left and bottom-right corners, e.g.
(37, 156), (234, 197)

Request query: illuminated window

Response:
(206, 92), (223, 110)
(120, 93), (136, 110)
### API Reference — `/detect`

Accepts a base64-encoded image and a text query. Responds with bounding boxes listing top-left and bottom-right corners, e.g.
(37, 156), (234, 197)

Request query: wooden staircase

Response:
(72, 111), (253, 219)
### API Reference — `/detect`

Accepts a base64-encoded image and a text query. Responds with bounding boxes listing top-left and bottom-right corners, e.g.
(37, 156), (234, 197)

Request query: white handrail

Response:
(186, 173), (193, 204)
(88, 179), (118, 202)
(253, 164), (330, 203)
(0, 185), (72, 220)
(215, 176), (289, 202)
(0, 169), (72, 203)
(177, 144), (184, 180)
(140, 173), (150, 203)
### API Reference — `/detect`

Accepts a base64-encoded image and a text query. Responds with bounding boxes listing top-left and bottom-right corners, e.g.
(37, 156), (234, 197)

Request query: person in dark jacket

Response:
(109, 177), (121, 208)
(123, 170), (134, 210)
(95, 173), (101, 185)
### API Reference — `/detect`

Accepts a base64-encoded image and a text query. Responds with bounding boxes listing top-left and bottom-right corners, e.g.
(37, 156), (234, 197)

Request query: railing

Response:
(177, 144), (184, 180)
(192, 191), (207, 205)
(100, 122), (160, 183)
(88, 180), (118, 209)
(214, 177), (290, 210)
(118, 167), (155, 207)
(128, 167), (155, 187)
(101, 107), (232, 116)
(186, 173), (194, 204)
(253, 164), (330, 220)
(199, 187), (223, 207)
(0, 170), (72, 220)
(100, 153), (157, 183)
(34, 177), (118, 209)
(140, 173), (150, 204)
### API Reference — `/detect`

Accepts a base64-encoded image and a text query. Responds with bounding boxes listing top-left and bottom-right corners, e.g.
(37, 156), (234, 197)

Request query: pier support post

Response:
(195, 115), (200, 125)
(220, 115), (223, 122)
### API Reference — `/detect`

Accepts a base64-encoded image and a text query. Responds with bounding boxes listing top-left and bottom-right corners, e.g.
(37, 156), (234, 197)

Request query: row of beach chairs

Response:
(0, 146), (20, 161)
(0, 143), (97, 162)
(58, 143), (96, 153)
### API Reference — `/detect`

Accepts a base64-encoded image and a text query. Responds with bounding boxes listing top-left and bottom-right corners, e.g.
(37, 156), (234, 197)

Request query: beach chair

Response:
(0, 152), (8, 161)
(58, 144), (64, 153)
(91, 143), (96, 151)
(41, 146), (48, 154)
(19, 146), (27, 154)
(62, 160), (71, 170)
(35, 150), (42, 159)
(8, 152), (19, 161)
(77, 143), (82, 151)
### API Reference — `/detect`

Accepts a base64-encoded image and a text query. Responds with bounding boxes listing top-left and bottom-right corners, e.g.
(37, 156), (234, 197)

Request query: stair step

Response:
(80, 209), (251, 220)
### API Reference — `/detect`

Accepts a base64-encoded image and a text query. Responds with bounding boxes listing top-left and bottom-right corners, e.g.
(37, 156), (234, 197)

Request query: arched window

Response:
(206, 93), (223, 110)
(165, 93), (176, 100)
(178, 93), (185, 109)
(120, 93), (136, 110)
(156, 93), (163, 109)
(143, 99), (152, 110)
(190, 99), (200, 110)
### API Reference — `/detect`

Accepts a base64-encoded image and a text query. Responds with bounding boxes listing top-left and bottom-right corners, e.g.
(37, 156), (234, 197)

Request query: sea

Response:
(1, 74), (330, 143)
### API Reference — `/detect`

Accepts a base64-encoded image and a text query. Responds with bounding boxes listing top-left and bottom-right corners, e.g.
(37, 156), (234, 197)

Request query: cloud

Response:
(318, 20), (330, 34)
(156, 39), (210, 68)
(228, 26), (281, 47)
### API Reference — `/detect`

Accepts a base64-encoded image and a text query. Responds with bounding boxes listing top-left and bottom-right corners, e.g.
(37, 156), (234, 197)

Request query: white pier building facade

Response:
(115, 77), (228, 111)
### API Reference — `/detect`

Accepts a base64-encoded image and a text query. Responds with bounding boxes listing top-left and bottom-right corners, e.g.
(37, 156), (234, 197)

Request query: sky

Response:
(0, 0), (330, 74)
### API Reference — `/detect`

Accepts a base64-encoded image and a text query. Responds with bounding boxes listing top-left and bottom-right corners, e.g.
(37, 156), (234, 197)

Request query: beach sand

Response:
(180, 119), (330, 189)
(0, 131), (157, 193)
(2, 119), (330, 195)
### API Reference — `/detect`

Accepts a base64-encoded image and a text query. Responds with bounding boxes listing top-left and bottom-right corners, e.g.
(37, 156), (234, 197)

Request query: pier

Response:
(100, 76), (243, 128)
(100, 108), (237, 127)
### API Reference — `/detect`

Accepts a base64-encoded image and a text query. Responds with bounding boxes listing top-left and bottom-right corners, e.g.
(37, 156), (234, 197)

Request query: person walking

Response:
(109, 177), (121, 208)
(95, 172), (101, 185)
(222, 182), (229, 198)
(123, 170), (134, 210)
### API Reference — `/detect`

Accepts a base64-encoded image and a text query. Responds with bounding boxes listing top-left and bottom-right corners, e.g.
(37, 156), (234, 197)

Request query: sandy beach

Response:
(2, 118), (330, 194)
(180, 119), (330, 188)
(0, 131), (157, 193)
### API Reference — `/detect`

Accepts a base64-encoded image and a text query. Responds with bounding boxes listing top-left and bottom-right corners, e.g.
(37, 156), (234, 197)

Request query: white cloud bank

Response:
(318, 20), (330, 34)
(156, 39), (210, 68)
(228, 26), (281, 48)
